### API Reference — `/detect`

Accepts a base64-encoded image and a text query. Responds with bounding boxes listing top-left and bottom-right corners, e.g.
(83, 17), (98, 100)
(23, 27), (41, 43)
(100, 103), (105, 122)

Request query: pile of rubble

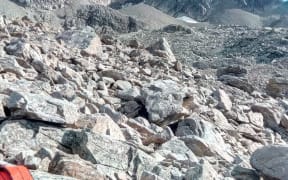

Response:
(0, 15), (288, 180)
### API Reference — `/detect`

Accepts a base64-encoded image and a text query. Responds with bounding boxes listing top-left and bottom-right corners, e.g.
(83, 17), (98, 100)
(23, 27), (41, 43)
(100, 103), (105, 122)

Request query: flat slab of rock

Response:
(250, 145), (288, 180)
(56, 27), (102, 57)
(61, 130), (157, 174)
(7, 91), (79, 125)
(75, 114), (126, 141)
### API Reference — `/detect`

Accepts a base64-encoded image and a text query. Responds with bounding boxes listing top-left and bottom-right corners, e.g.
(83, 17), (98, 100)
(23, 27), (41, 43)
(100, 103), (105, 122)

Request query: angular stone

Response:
(212, 108), (234, 130)
(176, 115), (205, 137)
(99, 104), (128, 123)
(214, 89), (232, 111)
(238, 124), (256, 136)
(140, 171), (164, 180)
(219, 75), (254, 93)
(121, 101), (142, 118)
(101, 70), (126, 81)
(116, 87), (141, 101)
(252, 103), (282, 129)
(7, 91), (79, 125)
(147, 38), (176, 64)
(237, 111), (250, 123)
(266, 78), (288, 98)
(231, 165), (259, 180)
(250, 145), (288, 180)
(280, 114), (288, 130)
(75, 114), (126, 141)
(0, 57), (25, 77)
(140, 80), (188, 125)
(143, 127), (174, 145)
(247, 111), (264, 128)
(217, 66), (247, 77)
(61, 130), (156, 174)
(150, 165), (184, 180)
(114, 80), (132, 90)
(180, 136), (214, 157)
(0, 16), (5, 29)
(81, 35), (103, 57)
(0, 120), (70, 170)
(56, 27), (102, 57)
(185, 160), (219, 180)
(48, 152), (107, 180)
(4, 38), (27, 56)
(155, 138), (198, 163)
(14, 150), (41, 170)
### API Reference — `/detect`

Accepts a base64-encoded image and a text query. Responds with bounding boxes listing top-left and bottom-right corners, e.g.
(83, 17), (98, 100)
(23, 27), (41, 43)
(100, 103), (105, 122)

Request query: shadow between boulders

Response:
(60, 130), (97, 164)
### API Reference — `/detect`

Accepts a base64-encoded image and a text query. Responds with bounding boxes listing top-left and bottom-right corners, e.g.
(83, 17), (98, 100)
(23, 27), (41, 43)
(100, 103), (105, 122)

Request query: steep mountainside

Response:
(139, 0), (283, 21)
(119, 3), (188, 29)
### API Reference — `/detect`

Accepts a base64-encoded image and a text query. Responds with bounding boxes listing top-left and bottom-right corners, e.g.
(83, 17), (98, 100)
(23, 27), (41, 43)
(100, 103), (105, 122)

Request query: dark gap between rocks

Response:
(168, 121), (179, 134)
(3, 106), (11, 117)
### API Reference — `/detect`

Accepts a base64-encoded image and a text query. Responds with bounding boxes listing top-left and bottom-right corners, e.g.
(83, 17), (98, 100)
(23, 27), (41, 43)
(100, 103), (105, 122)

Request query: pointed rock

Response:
(147, 38), (176, 64)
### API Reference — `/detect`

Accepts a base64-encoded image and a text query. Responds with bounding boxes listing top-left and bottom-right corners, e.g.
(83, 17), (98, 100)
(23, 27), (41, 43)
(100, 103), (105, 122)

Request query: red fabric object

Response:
(0, 165), (33, 180)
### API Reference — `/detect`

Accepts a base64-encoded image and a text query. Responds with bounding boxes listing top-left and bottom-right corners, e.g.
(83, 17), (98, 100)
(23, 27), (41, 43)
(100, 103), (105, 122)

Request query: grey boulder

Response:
(7, 91), (79, 125)
(140, 80), (189, 125)
(250, 145), (288, 180)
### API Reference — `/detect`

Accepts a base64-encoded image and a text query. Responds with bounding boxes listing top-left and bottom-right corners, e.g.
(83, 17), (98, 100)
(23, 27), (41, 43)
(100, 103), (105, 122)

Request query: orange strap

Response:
(0, 165), (33, 180)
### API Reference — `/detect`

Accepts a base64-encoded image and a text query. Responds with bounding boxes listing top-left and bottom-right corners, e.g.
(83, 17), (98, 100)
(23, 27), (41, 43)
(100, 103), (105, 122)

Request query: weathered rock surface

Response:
(251, 103), (283, 129)
(266, 78), (288, 98)
(250, 145), (288, 180)
(147, 38), (177, 64)
(7, 91), (79, 125)
(56, 27), (103, 57)
(140, 80), (189, 125)
(1, 5), (288, 179)
(214, 89), (232, 111)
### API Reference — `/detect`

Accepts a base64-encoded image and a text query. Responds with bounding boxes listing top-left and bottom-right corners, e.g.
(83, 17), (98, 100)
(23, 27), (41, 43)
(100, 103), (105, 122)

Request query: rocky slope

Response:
(1, 1), (288, 180)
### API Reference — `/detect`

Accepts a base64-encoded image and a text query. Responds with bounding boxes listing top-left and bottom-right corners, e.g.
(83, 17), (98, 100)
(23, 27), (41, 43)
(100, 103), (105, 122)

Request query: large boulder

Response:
(0, 120), (70, 170)
(61, 130), (158, 177)
(147, 38), (177, 64)
(250, 145), (288, 180)
(176, 115), (234, 163)
(140, 80), (189, 125)
(56, 27), (102, 57)
(7, 91), (79, 125)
